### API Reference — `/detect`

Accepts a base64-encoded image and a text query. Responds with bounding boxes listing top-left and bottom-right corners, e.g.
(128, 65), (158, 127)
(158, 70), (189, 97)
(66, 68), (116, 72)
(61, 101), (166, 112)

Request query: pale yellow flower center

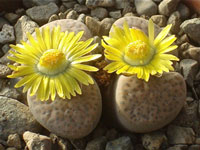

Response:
(37, 49), (69, 75)
(124, 40), (154, 66)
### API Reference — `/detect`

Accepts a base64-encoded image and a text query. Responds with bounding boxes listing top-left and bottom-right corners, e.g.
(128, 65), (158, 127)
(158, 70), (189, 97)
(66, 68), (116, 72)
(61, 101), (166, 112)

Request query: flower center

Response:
(37, 49), (69, 75)
(124, 40), (154, 66)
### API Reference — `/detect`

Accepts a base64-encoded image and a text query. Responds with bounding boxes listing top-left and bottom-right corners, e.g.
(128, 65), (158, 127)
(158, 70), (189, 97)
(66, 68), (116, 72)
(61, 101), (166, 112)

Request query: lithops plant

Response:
(102, 16), (186, 133)
(7, 19), (102, 139)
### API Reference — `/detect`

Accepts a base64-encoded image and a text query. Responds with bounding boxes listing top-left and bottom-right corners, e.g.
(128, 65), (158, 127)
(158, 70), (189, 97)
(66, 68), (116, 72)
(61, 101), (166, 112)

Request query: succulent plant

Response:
(8, 19), (102, 139)
(102, 16), (186, 133)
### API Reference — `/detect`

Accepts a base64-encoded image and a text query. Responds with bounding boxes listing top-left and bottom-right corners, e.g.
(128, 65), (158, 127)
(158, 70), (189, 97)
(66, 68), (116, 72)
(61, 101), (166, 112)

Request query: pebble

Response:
(74, 4), (88, 13)
(0, 24), (15, 44)
(182, 47), (200, 64)
(86, 0), (115, 8)
(77, 0), (85, 4)
(23, 131), (52, 150)
(15, 8), (25, 16)
(59, 5), (67, 12)
(150, 15), (167, 27)
(105, 136), (133, 150)
(85, 136), (107, 150)
(91, 7), (108, 20)
(0, 17), (9, 30)
(48, 14), (59, 22)
(115, 0), (131, 9)
(86, 16), (101, 36)
(0, 96), (41, 140)
(23, 0), (59, 8)
(0, 64), (11, 78)
(2, 44), (9, 54)
(63, 1), (77, 9)
(14, 15), (39, 43)
(167, 125), (195, 144)
(0, 85), (22, 100)
(142, 131), (167, 150)
(100, 18), (115, 36)
(66, 10), (78, 19)
(77, 13), (86, 23)
(58, 12), (65, 19)
(180, 59), (199, 87)
(180, 18), (200, 45)
(4, 13), (20, 24)
(166, 145), (188, 150)
(51, 134), (73, 150)
(135, 0), (158, 16)
(26, 2), (59, 24)
(109, 10), (122, 19)
(167, 11), (181, 34)
(177, 3), (190, 20)
(7, 134), (21, 149)
(158, 0), (180, 16)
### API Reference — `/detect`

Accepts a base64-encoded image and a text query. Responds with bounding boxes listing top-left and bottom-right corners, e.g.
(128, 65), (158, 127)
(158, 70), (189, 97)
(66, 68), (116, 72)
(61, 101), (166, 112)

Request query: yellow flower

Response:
(102, 19), (179, 81)
(7, 26), (101, 101)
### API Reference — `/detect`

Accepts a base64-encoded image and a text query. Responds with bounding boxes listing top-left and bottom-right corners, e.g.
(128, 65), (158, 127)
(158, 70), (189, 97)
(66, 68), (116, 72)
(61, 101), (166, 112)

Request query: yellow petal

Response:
(73, 64), (99, 72)
(148, 19), (154, 45)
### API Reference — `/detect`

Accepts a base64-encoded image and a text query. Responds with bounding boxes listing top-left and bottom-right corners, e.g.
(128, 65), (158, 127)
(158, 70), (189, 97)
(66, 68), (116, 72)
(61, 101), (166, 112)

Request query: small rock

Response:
(48, 14), (59, 22)
(100, 18), (115, 36)
(91, 7), (108, 20)
(2, 44), (10, 54)
(0, 144), (5, 150)
(77, 0), (85, 4)
(74, 4), (88, 13)
(150, 15), (167, 27)
(66, 10), (78, 19)
(85, 16), (101, 36)
(158, 0), (180, 16)
(180, 18), (200, 45)
(188, 145), (200, 150)
(15, 8), (26, 16)
(0, 51), (14, 65)
(180, 59), (199, 87)
(86, 136), (107, 150)
(142, 131), (167, 150)
(167, 11), (181, 34)
(166, 145), (188, 150)
(59, 5), (67, 12)
(50, 134), (73, 150)
(7, 134), (21, 149)
(0, 96), (41, 140)
(0, 86), (22, 100)
(0, 24), (15, 44)
(115, 0), (131, 9)
(182, 47), (200, 64)
(23, 131), (52, 150)
(23, 0), (59, 8)
(195, 138), (200, 144)
(109, 10), (122, 19)
(14, 15), (39, 43)
(62, 1), (77, 9)
(0, 17), (9, 30)
(135, 0), (158, 16)
(26, 2), (59, 24)
(177, 3), (190, 20)
(105, 136), (133, 150)
(86, 0), (115, 8)
(58, 12), (65, 19)
(91, 36), (104, 54)
(122, 5), (134, 16)
(4, 13), (20, 24)
(167, 125), (195, 144)
(77, 13), (86, 23)
(0, 64), (11, 78)
(124, 13), (137, 17)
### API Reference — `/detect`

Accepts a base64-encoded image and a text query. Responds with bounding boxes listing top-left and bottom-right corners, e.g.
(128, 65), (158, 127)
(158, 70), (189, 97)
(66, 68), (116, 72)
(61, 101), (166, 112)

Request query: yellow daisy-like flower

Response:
(102, 19), (179, 81)
(7, 26), (101, 101)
